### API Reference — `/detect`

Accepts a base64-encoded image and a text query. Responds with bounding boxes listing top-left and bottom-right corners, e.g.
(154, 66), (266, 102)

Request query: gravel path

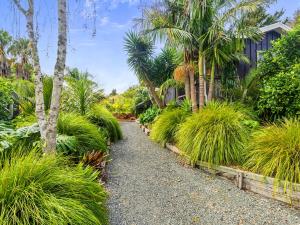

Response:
(107, 122), (300, 225)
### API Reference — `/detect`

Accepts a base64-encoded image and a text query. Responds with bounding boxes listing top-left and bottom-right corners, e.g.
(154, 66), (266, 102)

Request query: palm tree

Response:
(8, 38), (32, 80)
(139, 0), (263, 109)
(0, 30), (12, 76)
(63, 69), (97, 115)
(124, 32), (164, 109)
(137, 0), (198, 111)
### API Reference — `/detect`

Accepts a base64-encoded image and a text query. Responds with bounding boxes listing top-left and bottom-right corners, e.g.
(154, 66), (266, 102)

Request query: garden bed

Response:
(137, 121), (300, 208)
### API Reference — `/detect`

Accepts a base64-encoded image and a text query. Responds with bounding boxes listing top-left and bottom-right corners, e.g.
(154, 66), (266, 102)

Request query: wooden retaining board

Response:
(136, 122), (300, 207)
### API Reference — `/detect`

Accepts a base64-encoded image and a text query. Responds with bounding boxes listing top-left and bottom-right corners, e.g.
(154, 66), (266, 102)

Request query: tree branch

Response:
(12, 0), (27, 15)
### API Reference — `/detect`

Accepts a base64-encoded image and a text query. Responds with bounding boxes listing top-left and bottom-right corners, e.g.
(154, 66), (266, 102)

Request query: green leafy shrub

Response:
(253, 26), (300, 120)
(0, 152), (108, 225)
(0, 78), (13, 120)
(257, 64), (300, 120)
(87, 104), (122, 142)
(57, 113), (107, 158)
(139, 106), (161, 125)
(244, 119), (300, 188)
(150, 108), (190, 145)
(176, 102), (251, 165)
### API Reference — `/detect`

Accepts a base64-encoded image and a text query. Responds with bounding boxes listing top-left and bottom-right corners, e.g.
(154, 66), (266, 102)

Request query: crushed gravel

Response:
(106, 122), (300, 225)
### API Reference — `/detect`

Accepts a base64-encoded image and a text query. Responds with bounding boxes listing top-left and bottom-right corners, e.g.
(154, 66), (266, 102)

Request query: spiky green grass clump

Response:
(150, 108), (190, 146)
(0, 152), (108, 225)
(244, 119), (300, 187)
(87, 104), (122, 142)
(176, 102), (251, 165)
(58, 113), (107, 157)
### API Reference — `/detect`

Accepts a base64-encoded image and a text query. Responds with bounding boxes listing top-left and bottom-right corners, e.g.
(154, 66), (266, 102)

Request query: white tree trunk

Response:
(13, 0), (68, 153)
(45, 0), (67, 153)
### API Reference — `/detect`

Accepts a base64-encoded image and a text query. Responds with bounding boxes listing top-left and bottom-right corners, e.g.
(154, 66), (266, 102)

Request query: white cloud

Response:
(100, 17), (109, 26)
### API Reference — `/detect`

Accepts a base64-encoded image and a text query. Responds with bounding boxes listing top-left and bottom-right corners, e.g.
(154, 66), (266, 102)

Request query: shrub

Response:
(0, 152), (108, 225)
(87, 104), (122, 142)
(176, 102), (251, 165)
(57, 113), (107, 158)
(150, 108), (190, 145)
(257, 64), (300, 120)
(244, 119), (300, 188)
(139, 106), (161, 125)
(0, 78), (13, 120)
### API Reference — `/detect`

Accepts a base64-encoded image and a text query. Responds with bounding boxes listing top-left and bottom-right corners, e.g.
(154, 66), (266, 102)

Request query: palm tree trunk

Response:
(189, 68), (197, 113)
(198, 54), (205, 109)
(207, 60), (215, 102)
(184, 70), (191, 100)
(144, 77), (164, 109)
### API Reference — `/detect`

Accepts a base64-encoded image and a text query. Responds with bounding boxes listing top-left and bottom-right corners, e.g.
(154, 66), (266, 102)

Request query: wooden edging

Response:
(136, 122), (300, 207)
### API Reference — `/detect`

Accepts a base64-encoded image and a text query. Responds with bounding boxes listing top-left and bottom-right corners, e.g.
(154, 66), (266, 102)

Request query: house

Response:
(237, 22), (291, 79)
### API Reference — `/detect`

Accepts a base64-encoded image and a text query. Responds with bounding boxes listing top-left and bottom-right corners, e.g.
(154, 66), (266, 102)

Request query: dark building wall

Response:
(237, 30), (281, 79)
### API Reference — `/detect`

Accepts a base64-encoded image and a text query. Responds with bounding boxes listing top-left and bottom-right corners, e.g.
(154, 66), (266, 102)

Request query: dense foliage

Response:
(0, 152), (108, 225)
(244, 119), (300, 188)
(255, 26), (300, 120)
(57, 113), (107, 159)
(150, 108), (190, 145)
(139, 106), (161, 125)
(257, 65), (300, 120)
(88, 104), (122, 142)
(0, 78), (13, 120)
(176, 102), (251, 165)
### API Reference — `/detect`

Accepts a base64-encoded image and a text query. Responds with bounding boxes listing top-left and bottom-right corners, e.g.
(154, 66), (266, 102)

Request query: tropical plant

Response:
(0, 30), (12, 76)
(150, 48), (179, 86)
(176, 102), (251, 165)
(124, 32), (164, 108)
(87, 104), (122, 142)
(0, 78), (13, 120)
(8, 38), (32, 80)
(57, 113), (107, 158)
(0, 152), (108, 225)
(139, 0), (263, 108)
(150, 108), (190, 145)
(139, 106), (161, 125)
(63, 69), (97, 115)
(82, 151), (108, 181)
(12, 79), (35, 115)
(244, 119), (300, 189)
(43, 76), (53, 111)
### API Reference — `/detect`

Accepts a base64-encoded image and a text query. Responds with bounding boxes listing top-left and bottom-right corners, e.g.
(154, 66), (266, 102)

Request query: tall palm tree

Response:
(139, 0), (263, 109)
(124, 32), (164, 109)
(0, 30), (12, 76)
(8, 38), (32, 80)
(137, 0), (198, 111)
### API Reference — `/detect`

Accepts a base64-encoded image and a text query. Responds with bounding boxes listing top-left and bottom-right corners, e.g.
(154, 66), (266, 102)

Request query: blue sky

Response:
(0, 0), (299, 94)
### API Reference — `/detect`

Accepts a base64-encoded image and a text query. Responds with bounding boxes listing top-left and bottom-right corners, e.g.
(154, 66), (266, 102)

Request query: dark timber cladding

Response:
(237, 30), (281, 79)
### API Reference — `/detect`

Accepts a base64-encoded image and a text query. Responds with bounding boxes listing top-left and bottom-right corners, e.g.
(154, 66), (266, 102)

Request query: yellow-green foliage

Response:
(58, 113), (107, 157)
(0, 152), (108, 225)
(176, 102), (251, 165)
(244, 119), (300, 187)
(88, 104), (122, 142)
(150, 108), (190, 145)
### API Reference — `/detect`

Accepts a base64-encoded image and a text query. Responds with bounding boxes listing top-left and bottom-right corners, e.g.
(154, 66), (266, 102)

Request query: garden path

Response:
(107, 122), (300, 225)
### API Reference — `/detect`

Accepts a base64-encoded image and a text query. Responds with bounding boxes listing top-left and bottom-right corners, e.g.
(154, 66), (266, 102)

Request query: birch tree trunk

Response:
(45, 0), (67, 153)
(13, 0), (68, 153)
